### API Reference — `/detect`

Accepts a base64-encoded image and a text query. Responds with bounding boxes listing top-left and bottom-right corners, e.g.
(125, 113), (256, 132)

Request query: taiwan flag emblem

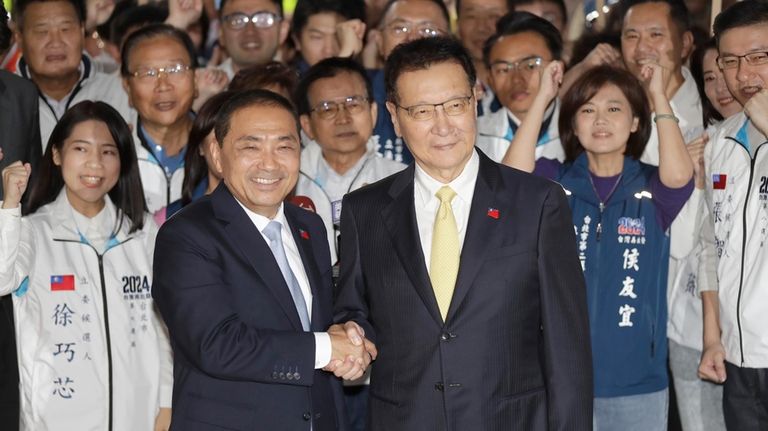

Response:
(713, 174), (727, 190)
(487, 208), (500, 219)
(300, 229), (310, 240)
(50, 275), (75, 291)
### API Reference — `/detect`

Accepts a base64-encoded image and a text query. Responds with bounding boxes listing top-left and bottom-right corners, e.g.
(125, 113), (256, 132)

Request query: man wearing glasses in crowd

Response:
(217, 0), (289, 79)
(368, 0), (451, 164)
(334, 36), (592, 430)
(476, 12), (565, 163)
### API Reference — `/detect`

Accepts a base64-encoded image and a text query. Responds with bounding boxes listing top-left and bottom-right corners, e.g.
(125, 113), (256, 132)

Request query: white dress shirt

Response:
(414, 150), (480, 270)
(70, 195), (115, 254)
(236, 201), (332, 369)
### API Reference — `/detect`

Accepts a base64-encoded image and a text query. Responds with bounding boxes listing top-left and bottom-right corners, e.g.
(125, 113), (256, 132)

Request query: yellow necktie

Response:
(430, 186), (459, 321)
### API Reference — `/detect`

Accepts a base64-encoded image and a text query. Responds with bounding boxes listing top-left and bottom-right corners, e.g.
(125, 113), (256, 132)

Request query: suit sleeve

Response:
(333, 196), (375, 343)
(537, 183), (593, 430)
(152, 219), (317, 387)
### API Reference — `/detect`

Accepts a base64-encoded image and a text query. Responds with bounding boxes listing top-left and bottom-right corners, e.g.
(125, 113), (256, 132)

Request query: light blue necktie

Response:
(263, 221), (310, 331)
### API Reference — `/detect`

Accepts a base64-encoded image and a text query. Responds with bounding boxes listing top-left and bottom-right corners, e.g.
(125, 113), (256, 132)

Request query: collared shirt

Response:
(414, 150), (480, 269)
(41, 65), (85, 120)
(235, 201), (332, 369)
(315, 154), (369, 203)
(139, 124), (187, 178)
(69, 194), (116, 254)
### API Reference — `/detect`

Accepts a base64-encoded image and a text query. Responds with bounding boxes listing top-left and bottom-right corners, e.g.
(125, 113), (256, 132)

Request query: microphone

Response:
(289, 195), (317, 213)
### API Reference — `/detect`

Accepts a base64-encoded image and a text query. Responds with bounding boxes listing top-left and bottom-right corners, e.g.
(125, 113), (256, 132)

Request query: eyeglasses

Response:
(490, 56), (545, 78)
(311, 96), (369, 120)
(385, 22), (446, 38)
(129, 63), (192, 82)
(223, 11), (282, 30)
(395, 95), (473, 121)
(717, 51), (768, 70)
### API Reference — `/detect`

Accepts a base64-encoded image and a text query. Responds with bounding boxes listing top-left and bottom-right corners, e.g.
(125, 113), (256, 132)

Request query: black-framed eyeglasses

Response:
(490, 56), (544, 78)
(223, 11), (282, 30)
(717, 51), (768, 70)
(385, 21), (446, 38)
(310, 96), (369, 120)
(395, 95), (474, 121)
(129, 63), (192, 82)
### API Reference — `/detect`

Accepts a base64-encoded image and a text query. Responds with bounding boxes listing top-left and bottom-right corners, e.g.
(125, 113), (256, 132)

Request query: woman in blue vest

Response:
(502, 63), (694, 430)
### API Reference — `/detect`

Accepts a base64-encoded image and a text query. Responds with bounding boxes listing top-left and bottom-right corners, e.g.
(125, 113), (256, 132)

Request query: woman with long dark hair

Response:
(0, 101), (172, 431)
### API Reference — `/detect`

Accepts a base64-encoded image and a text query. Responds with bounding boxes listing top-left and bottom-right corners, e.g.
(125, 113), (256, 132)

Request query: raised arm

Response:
(641, 63), (693, 188)
(0, 162), (33, 296)
(500, 61), (564, 172)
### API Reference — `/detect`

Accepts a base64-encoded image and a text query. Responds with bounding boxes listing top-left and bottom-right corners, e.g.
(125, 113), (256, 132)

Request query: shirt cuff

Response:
(0, 204), (21, 217)
(314, 332), (332, 369)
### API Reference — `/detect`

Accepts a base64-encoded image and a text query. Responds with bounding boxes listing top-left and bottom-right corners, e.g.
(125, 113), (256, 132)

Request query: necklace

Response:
(587, 172), (623, 241)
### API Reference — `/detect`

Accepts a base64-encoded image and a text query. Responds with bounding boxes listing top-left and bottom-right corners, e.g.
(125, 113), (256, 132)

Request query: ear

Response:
(385, 101), (402, 137)
(630, 116), (640, 133)
(299, 114), (315, 140)
(210, 139), (225, 177)
(372, 29), (384, 60)
(218, 25), (226, 50)
(292, 33), (302, 54)
(369, 100), (378, 128)
(52, 146), (62, 166)
(121, 78), (134, 108)
(681, 30), (694, 61)
(14, 30), (22, 53)
(278, 19), (290, 47)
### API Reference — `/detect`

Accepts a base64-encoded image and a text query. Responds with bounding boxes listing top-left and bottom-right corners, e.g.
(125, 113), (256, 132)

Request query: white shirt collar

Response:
(236, 200), (288, 233)
(414, 149), (479, 208)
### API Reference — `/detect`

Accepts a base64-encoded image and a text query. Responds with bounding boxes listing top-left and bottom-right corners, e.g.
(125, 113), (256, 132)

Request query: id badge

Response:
(331, 200), (342, 226)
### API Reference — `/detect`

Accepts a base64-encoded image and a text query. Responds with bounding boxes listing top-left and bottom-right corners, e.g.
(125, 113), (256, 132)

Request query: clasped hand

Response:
(324, 321), (377, 381)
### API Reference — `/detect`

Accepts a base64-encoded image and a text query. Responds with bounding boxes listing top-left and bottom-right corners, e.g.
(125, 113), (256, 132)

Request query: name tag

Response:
(332, 200), (342, 226)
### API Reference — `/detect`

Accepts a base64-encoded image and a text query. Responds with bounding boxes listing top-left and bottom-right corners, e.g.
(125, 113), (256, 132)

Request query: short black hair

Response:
(714, 0), (768, 47)
(219, 0), (282, 16)
(291, 0), (365, 41)
(214, 89), (300, 144)
(26, 101), (147, 233)
(120, 23), (199, 77)
(379, 0), (450, 29)
(13, 0), (85, 31)
(229, 61), (299, 96)
(455, 0), (514, 17)
(294, 56), (373, 115)
(511, 0), (567, 27)
(483, 11), (563, 67)
(622, 0), (690, 35)
(559, 65), (651, 162)
(1, 3), (11, 54)
(108, 3), (168, 48)
(385, 36), (476, 103)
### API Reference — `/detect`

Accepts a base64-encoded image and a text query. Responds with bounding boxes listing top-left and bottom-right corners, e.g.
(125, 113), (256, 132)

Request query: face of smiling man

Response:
(211, 103), (300, 218)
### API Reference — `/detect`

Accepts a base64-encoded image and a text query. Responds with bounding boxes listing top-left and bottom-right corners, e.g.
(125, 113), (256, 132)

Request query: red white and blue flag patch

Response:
(713, 174), (727, 190)
(50, 275), (75, 291)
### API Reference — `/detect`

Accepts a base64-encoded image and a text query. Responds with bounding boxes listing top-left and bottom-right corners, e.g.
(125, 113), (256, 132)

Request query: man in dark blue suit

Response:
(334, 37), (593, 430)
(153, 90), (373, 431)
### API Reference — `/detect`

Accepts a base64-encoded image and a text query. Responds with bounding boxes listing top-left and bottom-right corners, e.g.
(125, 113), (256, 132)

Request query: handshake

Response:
(324, 321), (377, 381)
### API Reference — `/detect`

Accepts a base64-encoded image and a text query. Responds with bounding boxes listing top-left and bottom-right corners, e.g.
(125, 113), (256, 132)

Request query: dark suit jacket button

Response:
(279, 372), (285, 379)
(434, 383), (444, 392)
(294, 372), (301, 380)
(440, 332), (456, 341)
(286, 372), (294, 380)
(303, 412), (312, 421)
(272, 371), (278, 379)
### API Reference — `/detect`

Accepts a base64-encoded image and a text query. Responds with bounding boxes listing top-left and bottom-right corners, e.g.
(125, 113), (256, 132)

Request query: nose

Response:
(334, 105), (352, 124)
(736, 58), (754, 83)
(86, 150), (104, 168)
(258, 148), (279, 170)
(154, 72), (173, 91)
(430, 106), (453, 136)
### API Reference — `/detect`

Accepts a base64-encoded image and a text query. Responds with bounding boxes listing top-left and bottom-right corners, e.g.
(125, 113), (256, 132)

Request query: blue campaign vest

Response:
(558, 154), (670, 398)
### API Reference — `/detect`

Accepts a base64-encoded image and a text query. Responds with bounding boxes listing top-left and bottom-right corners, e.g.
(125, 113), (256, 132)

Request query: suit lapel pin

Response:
(300, 229), (310, 240)
(487, 208), (500, 219)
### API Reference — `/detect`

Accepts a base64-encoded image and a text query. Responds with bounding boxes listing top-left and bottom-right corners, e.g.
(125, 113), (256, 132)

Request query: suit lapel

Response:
(446, 153), (507, 323)
(284, 206), (323, 331)
(212, 184), (304, 331)
(382, 166), (444, 327)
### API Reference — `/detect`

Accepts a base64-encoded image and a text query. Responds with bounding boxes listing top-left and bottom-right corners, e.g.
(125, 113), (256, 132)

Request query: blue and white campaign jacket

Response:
(0, 191), (172, 431)
(700, 111), (768, 368)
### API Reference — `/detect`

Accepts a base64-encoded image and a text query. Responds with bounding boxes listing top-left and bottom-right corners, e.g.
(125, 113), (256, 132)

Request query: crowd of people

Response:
(0, 0), (766, 430)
